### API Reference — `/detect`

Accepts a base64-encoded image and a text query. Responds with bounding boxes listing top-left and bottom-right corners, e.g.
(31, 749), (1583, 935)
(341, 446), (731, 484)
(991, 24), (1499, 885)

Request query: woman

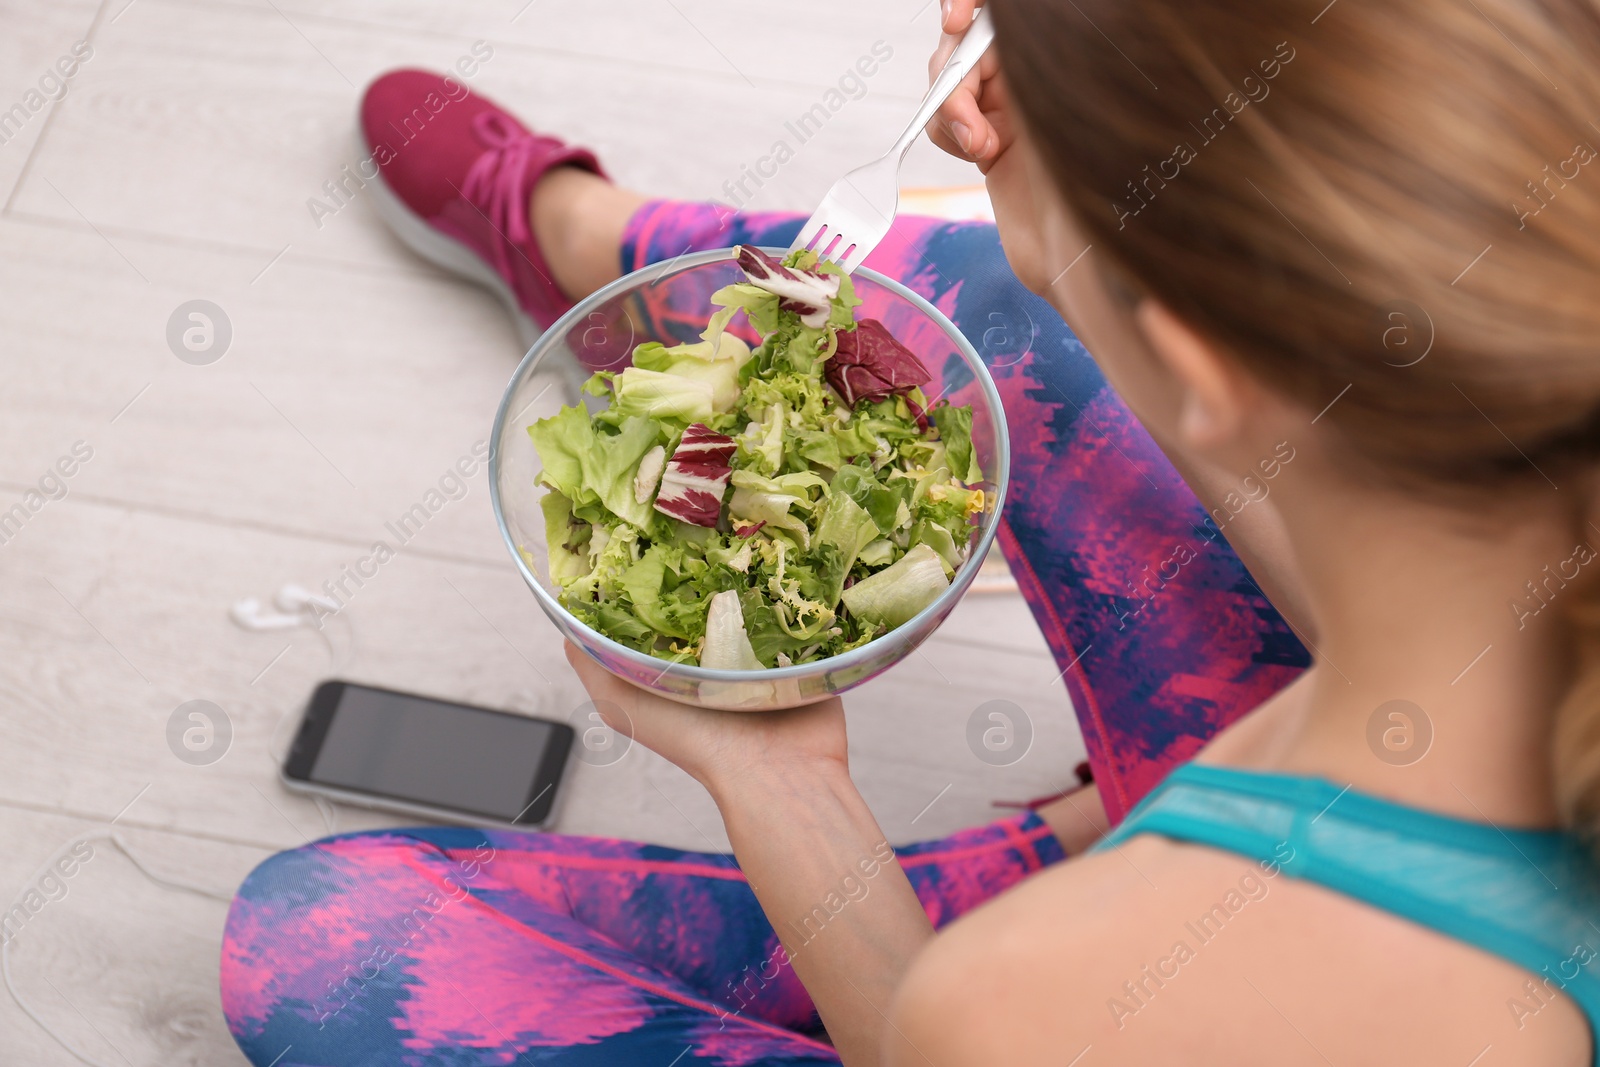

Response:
(222, 0), (1600, 1063)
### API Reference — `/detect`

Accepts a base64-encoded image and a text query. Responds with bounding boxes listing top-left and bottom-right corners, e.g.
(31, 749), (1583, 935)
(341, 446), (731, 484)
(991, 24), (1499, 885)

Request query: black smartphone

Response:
(281, 680), (575, 828)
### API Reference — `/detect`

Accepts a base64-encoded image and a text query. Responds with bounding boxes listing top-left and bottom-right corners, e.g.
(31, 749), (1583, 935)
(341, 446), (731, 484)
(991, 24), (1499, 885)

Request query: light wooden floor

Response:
(0, 1), (1084, 1062)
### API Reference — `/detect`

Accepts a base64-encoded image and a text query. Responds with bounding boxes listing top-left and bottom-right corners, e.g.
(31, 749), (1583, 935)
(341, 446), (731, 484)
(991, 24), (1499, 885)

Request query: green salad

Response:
(526, 245), (987, 669)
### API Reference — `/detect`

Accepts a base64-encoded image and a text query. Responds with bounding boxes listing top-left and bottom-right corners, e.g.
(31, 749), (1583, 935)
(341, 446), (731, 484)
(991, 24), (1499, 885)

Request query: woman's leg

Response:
(220, 817), (1062, 1065)
(602, 199), (1312, 823)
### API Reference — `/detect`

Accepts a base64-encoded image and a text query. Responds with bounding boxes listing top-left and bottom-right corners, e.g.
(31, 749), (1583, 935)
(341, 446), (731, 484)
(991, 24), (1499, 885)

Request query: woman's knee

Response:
(219, 833), (446, 1054)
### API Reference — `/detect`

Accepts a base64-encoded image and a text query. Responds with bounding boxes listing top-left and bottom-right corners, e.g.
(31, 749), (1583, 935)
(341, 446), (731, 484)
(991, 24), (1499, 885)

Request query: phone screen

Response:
(285, 681), (573, 825)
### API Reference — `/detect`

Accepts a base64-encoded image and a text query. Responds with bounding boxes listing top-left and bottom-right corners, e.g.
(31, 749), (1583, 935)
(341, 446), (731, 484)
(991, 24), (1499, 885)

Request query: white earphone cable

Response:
(2, 829), (232, 1067)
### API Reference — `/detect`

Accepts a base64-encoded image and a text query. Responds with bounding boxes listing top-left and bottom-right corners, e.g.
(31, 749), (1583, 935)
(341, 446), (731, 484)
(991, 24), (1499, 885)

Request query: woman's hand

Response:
(927, 0), (1053, 294)
(563, 643), (848, 792)
(926, 0), (1007, 170)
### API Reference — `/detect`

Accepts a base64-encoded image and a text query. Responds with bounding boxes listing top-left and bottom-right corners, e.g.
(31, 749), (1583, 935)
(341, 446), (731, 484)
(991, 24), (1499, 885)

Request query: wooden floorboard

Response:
(0, 0), (104, 206)
(11, 0), (974, 269)
(0, 806), (263, 1066)
(0, 1), (1080, 1061)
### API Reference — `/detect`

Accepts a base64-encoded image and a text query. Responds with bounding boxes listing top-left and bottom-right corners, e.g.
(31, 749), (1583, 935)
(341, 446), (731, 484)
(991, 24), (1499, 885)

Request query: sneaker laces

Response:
(461, 110), (558, 282)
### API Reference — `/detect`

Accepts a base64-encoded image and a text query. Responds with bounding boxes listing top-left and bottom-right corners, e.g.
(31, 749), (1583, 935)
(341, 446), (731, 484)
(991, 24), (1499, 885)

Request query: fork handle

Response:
(890, 5), (996, 162)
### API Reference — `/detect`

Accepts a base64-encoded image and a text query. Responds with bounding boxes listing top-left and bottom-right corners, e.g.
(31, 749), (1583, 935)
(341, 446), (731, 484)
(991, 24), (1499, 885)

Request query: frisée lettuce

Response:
(527, 245), (989, 668)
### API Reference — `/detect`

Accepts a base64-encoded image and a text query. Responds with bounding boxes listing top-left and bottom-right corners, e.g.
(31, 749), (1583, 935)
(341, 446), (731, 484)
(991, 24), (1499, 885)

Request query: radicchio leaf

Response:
(653, 423), (736, 527)
(734, 246), (840, 329)
(825, 319), (933, 408)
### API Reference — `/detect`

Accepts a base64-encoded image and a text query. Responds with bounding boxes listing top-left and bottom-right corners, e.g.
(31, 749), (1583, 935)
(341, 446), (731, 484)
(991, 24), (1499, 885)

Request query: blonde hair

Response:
(993, 0), (1600, 836)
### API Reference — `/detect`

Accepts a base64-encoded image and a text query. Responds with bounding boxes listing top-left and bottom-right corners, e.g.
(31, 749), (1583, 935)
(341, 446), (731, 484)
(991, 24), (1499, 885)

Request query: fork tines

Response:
(794, 218), (859, 272)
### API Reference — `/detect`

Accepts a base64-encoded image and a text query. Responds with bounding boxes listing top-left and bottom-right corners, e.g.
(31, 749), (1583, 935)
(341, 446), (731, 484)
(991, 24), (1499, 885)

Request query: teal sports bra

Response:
(1096, 763), (1600, 1061)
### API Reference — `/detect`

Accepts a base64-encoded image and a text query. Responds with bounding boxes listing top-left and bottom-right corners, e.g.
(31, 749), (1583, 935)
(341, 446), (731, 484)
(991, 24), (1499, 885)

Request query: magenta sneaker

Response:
(359, 69), (606, 350)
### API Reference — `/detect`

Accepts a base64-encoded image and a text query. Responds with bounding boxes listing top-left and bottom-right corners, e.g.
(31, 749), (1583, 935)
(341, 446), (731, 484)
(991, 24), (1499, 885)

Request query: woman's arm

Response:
(566, 649), (933, 1066)
(711, 762), (934, 1063)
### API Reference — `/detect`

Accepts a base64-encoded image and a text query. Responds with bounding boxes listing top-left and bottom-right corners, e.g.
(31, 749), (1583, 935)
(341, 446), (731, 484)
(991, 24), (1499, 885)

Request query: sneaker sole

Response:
(364, 159), (545, 354)
(360, 131), (597, 398)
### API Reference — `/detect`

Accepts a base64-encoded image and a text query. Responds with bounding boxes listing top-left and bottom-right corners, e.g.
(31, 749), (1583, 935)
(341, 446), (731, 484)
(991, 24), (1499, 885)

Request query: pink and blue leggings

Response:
(221, 203), (1308, 1066)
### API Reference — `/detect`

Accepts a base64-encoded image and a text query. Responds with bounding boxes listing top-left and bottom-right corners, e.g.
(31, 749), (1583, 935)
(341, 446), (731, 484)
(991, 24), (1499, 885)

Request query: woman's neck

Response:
(1206, 475), (1583, 828)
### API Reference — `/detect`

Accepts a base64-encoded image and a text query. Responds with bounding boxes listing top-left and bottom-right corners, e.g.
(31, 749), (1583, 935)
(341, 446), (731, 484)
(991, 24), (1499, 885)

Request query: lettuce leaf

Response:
(782, 323), (832, 375)
(831, 464), (910, 535)
(617, 546), (676, 638)
(930, 403), (981, 484)
(701, 589), (764, 670)
(727, 469), (829, 547)
(839, 543), (949, 629)
(818, 262), (861, 330)
(737, 400), (786, 476)
(909, 518), (960, 576)
(737, 588), (818, 666)
(796, 428), (843, 471)
(527, 406), (592, 502)
(858, 538), (897, 568)
(539, 490), (590, 585)
(563, 521), (640, 604)
(529, 409), (660, 529)
(815, 491), (880, 603)
(595, 603), (656, 646)
(585, 416), (662, 528)
(630, 329), (751, 413)
(711, 282), (781, 336)
(612, 367), (715, 423)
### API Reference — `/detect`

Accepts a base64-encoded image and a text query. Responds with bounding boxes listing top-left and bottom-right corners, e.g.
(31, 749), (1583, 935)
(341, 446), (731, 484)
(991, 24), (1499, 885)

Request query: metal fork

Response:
(791, 5), (995, 274)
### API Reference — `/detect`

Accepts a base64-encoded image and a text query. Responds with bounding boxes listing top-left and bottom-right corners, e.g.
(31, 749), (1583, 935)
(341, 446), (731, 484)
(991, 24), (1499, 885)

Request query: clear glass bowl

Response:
(489, 248), (1010, 710)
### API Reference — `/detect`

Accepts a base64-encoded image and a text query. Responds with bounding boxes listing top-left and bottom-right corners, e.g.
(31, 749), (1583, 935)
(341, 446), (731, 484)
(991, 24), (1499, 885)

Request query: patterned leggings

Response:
(221, 203), (1308, 1066)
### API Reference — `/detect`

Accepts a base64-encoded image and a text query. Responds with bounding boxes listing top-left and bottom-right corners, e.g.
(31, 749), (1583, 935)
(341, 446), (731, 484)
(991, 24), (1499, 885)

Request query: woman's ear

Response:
(1135, 300), (1247, 450)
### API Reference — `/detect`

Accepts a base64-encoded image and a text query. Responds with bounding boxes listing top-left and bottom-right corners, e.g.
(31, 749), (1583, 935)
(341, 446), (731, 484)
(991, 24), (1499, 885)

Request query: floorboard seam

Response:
(1, 0), (116, 217)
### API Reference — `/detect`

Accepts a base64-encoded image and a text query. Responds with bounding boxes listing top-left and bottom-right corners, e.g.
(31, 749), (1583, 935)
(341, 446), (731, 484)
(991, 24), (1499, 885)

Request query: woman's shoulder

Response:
(887, 834), (1590, 1066)
(888, 838), (1278, 1065)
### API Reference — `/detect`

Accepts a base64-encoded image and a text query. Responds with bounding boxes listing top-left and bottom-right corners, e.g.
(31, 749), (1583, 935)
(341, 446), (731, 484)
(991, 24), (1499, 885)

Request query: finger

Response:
(927, 26), (959, 81)
(926, 95), (968, 157)
(941, 0), (980, 35)
(930, 60), (989, 147)
(930, 41), (1003, 157)
(931, 86), (998, 162)
(927, 12), (998, 85)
